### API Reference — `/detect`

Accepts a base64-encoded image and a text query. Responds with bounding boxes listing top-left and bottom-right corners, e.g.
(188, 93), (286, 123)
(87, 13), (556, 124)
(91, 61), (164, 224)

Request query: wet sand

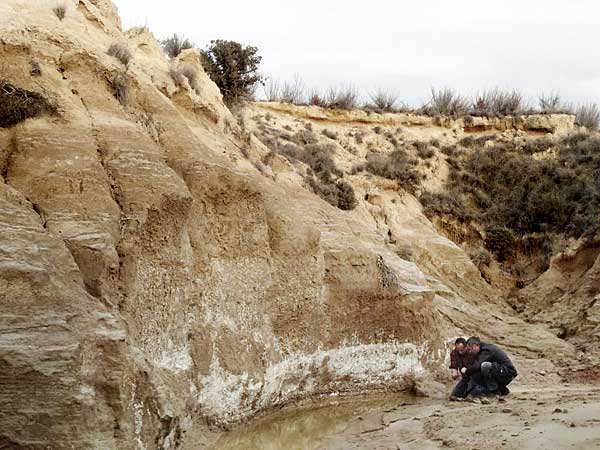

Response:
(202, 385), (600, 450)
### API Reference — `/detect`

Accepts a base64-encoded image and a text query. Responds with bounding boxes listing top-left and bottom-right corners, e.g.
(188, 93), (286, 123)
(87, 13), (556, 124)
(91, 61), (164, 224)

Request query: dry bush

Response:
(308, 177), (357, 210)
(357, 147), (420, 193)
(264, 79), (281, 101)
(325, 86), (359, 110)
(109, 73), (129, 107)
(426, 87), (470, 117)
(290, 129), (318, 145)
(161, 34), (194, 58)
(170, 65), (199, 92)
(367, 89), (399, 112)
(278, 142), (357, 209)
(539, 92), (572, 114)
(307, 89), (327, 107)
(469, 248), (492, 267)
(279, 75), (305, 104)
(472, 88), (525, 116)
(424, 136), (600, 249)
(415, 142), (435, 159)
(107, 43), (132, 66)
(575, 103), (600, 130)
(53, 5), (67, 20)
(0, 81), (58, 128)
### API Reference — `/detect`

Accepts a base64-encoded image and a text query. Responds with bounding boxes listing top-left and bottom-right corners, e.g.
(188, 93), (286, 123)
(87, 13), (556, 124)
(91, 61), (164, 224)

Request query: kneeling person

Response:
(463, 336), (517, 396)
(449, 337), (474, 399)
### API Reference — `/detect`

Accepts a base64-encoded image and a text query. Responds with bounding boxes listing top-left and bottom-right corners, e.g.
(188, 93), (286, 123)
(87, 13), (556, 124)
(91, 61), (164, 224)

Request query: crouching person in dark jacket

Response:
(462, 336), (518, 396)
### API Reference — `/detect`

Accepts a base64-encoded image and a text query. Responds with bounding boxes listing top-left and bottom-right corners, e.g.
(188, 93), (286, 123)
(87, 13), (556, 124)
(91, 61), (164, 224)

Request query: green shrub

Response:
(200, 40), (264, 105)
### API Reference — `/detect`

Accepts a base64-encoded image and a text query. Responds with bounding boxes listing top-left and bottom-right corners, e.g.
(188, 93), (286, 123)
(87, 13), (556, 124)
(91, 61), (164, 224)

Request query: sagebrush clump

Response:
(355, 147), (420, 194)
(161, 34), (194, 58)
(107, 43), (132, 66)
(422, 134), (600, 261)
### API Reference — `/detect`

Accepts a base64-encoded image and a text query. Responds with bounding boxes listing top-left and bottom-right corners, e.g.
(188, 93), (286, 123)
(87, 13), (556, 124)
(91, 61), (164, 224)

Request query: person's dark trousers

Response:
(466, 372), (487, 397)
(451, 377), (469, 398)
(481, 361), (515, 394)
(451, 375), (483, 398)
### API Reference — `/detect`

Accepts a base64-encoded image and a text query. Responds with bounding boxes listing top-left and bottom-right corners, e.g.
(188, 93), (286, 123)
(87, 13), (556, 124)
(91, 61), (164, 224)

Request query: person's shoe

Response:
(499, 386), (510, 397)
(449, 395), (464, 402)
(465, 395), (481, 404)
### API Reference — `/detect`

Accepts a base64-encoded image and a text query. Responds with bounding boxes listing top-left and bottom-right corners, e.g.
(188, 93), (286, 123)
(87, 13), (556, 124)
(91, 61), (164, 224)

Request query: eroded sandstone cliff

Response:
(0, 1), (588, 449)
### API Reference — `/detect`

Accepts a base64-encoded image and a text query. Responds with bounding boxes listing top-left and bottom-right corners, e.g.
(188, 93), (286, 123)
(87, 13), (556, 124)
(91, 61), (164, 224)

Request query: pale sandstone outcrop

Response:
(0, 1), (582, 449)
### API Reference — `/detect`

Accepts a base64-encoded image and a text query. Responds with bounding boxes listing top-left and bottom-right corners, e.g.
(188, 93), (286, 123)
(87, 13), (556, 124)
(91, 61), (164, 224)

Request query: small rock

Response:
(502, 408), (512, 414)
(511, 433), (520, 437)
(570, 423), (576, 428)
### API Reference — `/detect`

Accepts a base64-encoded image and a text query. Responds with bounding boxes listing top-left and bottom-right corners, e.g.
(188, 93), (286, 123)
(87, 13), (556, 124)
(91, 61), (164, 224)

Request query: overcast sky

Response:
(114, 0), (600, 106)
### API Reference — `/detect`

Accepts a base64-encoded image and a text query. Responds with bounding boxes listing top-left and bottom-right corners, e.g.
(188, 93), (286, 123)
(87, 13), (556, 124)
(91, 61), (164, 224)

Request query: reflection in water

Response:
(206, 394), (416, 450)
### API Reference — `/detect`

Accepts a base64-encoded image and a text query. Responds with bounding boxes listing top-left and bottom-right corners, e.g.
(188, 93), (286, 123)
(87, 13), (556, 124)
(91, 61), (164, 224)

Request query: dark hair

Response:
(455, 337), (466, 346)
(466, 336), (481, 346)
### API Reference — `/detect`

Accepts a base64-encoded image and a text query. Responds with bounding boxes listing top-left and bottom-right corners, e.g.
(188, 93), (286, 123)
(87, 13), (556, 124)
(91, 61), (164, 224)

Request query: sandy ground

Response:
(201, 383), (600, 450)
(318, 385), (600, 450)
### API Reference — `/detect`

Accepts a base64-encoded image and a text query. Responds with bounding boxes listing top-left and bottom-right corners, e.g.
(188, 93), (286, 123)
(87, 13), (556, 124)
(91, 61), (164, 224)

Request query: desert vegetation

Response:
(255, 122), (357, 210)
(258, 75), (600, 129)
(108, 73), (129, 107)
(169, 65), (199, 93)
(353, 147), (421, 194)
(52, 4), (66, 21)
(107, 43), (132, 66)
(161, 34), (194, 58)
(200, 40), (264, 105)
(421, 133), (600, 262)
(0, 81), (58, 128)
